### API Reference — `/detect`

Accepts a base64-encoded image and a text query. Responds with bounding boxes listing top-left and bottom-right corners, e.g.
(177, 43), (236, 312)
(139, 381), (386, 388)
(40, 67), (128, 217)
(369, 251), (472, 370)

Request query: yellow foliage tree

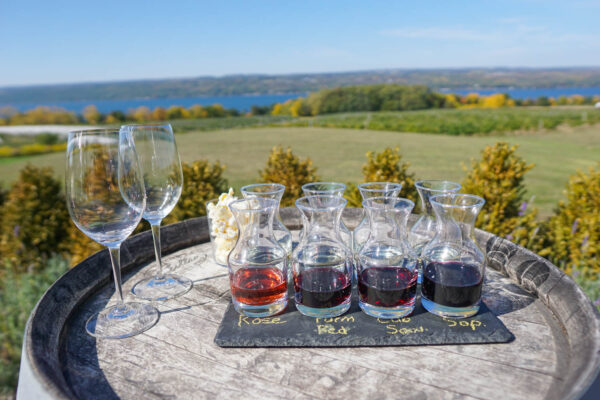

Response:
(82, 105), (101, 124)
(189, 105), (207, 119)
(151, 107), (168, 121)
(131, 106), (152, 122)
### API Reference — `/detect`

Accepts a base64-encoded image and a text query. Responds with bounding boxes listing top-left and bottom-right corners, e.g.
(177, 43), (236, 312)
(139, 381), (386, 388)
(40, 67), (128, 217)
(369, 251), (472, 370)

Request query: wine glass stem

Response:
(108, 245), (125, 308)
(151, 222), (164, 279)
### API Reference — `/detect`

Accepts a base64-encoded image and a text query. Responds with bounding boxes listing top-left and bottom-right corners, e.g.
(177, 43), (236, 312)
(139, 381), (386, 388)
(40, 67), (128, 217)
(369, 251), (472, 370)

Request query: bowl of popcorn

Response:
(206, 188), (239, 266)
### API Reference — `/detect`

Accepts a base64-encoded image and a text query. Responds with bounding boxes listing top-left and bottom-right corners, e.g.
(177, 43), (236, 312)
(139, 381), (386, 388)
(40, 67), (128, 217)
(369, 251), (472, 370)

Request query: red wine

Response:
(358, 267), (417, 308)
(294, 268), (351, 309)
(231, 267), (287, 306)
(421, 261), (483, 308)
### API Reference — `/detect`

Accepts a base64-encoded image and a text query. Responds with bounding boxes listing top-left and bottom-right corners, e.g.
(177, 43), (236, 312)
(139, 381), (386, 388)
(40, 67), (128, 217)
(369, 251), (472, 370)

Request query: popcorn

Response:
(207, 188), (239, 265)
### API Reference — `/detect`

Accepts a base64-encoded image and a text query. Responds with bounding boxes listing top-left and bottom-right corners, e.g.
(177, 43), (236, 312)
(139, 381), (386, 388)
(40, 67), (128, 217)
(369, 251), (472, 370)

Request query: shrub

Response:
(461, 142), (541, 248)
(349, 147), (418, 204)
(0, 256), (69, 395)
(259, 146), (320, 207)
(538, 164), (600, 275)
(164, 160), (229, 224)
(34, 133), (60, 145)
(0, 165), (70, 273)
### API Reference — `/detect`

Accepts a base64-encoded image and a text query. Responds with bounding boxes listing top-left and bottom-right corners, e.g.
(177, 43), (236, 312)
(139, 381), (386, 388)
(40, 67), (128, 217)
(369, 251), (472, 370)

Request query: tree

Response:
(151, 107), (168, 121)
(259, 146), (320, 207)
(461, 142), (540, 247)
(539, 163), (600, 275)
(0, 165), (70, 273)
(130, 106), (152, 122)
(82, 105), (101, 124)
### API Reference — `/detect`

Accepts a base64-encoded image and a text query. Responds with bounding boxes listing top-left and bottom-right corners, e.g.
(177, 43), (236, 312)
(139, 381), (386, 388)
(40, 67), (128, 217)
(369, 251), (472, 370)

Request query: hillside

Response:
(2, 67), (600, 103)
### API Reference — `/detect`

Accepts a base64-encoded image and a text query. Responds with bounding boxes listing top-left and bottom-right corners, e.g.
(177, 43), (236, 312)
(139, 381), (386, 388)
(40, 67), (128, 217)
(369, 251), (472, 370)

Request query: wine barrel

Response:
(17, 208), (600, 400)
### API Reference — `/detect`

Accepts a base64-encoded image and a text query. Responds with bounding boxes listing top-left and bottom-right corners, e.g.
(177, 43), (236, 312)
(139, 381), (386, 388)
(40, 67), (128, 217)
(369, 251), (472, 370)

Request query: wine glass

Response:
(124, 123), (193, 301)
(66, 128), (159, 339)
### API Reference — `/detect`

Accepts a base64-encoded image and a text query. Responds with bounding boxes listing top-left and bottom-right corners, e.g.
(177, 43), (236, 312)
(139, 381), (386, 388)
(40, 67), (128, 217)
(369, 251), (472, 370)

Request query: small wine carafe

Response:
(357, 197), (418, 319)
(228, 197), (288, 317)
(421, 194), (486, 318)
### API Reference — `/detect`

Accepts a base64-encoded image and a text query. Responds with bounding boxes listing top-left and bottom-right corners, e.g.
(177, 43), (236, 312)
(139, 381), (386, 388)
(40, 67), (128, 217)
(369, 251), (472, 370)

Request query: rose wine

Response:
(358, 266), (417, 308)
(231, 266), (287, 306)
(421, 261), (483, 308)
(294, 267), (351, 309)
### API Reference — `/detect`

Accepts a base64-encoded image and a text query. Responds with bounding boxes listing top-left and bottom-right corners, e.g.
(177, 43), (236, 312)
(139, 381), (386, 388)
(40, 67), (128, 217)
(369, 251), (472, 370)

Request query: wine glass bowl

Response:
(66, 128), (159, 339)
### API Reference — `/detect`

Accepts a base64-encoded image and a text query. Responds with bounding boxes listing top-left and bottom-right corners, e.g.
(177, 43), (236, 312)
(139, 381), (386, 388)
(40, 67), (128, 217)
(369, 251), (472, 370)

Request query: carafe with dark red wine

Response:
(421, 194), (486, 318)
(357, 197), (418, 318)
(228, 197), (288, 317)
(293, 195), (353, 318)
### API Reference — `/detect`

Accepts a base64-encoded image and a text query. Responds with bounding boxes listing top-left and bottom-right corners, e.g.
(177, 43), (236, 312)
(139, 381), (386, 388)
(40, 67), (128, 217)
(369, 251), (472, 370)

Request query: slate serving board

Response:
(214, 295), (514, 347)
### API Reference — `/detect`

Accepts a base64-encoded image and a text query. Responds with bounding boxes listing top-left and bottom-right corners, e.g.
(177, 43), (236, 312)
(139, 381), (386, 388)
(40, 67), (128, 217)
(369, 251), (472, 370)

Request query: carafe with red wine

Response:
(293, 195), (353, 318)
(421, 193), (486, 318)
(357, 197), (418, 319)
(227, 197), (288, 317)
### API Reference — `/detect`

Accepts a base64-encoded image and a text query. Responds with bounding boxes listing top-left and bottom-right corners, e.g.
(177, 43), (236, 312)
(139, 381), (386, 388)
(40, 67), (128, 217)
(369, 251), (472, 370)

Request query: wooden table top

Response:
(18, 213), (600, 400)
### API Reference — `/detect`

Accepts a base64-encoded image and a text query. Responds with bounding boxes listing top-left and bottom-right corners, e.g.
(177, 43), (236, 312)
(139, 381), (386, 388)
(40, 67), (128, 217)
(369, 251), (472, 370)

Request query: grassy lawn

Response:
(0, 125), (598, 217)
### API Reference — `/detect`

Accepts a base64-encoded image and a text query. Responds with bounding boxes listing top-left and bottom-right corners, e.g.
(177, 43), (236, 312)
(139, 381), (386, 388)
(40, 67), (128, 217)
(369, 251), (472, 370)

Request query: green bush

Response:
(461, 142), (541, 248)
(345, 147), (417, 206)
(259, 146), (320, 207)
(164, 160), (229, 224)
(0, 256), (70, 396)
(0, 165), (70, 273)
(538, 164), (600, 275)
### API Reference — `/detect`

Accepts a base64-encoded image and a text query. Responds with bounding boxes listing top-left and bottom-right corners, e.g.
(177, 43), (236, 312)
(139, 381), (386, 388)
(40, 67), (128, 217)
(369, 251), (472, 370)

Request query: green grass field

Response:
(1, 125), (598, 217)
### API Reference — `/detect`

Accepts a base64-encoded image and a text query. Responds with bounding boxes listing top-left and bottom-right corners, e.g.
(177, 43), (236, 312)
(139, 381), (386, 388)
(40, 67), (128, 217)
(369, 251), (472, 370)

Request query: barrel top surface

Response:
(20, 209), (600, 400)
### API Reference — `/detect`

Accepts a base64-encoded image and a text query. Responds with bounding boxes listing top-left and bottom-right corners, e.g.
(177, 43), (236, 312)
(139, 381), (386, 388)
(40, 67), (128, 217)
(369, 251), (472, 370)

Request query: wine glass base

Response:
(86, 302), (159, 339)
(132, 274), (193, 301)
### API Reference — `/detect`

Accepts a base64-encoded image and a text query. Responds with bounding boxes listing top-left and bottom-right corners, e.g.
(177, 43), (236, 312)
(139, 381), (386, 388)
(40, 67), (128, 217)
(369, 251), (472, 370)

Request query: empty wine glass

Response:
(66, 128), (159, 339)
(124, 123), (193, 301)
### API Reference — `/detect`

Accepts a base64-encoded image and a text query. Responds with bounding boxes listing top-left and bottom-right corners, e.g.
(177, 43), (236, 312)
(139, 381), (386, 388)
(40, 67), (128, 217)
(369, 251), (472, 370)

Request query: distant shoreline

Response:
(1, 87), (599, 115)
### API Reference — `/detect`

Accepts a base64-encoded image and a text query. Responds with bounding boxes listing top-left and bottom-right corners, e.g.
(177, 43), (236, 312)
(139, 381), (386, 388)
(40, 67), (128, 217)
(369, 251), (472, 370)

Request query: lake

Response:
(2, 87), (600, 113)
(2, 93), (306, 114)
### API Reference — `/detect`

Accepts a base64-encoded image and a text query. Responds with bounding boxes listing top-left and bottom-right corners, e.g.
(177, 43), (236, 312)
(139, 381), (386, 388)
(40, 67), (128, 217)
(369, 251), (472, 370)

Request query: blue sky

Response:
(1, 0), (599, 86)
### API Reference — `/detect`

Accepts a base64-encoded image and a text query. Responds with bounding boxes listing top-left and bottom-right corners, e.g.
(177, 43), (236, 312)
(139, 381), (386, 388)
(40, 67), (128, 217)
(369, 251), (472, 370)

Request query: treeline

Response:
(0, 103), (239, 126)
(1, 85), (599, 125)
(269, 84), (600, 116)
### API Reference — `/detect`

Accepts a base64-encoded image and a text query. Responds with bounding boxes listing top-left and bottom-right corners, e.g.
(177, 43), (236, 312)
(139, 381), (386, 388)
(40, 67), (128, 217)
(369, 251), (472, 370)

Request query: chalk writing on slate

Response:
(214, 299), (514, 348)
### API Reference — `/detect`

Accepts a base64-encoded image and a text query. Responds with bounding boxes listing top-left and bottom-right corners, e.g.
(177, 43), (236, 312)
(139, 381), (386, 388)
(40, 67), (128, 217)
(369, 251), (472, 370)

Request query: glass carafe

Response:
(421, 194), (486, 318)
(353, 182), (402, 253)
(357, 197), (418, 318)
(409, 180), (462, 255)
(409, 180), (461, 283)
(301, 182), (353, 249)
(241, 183), (292, 256)
(227, 198), (288, 317)
(293, 195), (353, 318)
